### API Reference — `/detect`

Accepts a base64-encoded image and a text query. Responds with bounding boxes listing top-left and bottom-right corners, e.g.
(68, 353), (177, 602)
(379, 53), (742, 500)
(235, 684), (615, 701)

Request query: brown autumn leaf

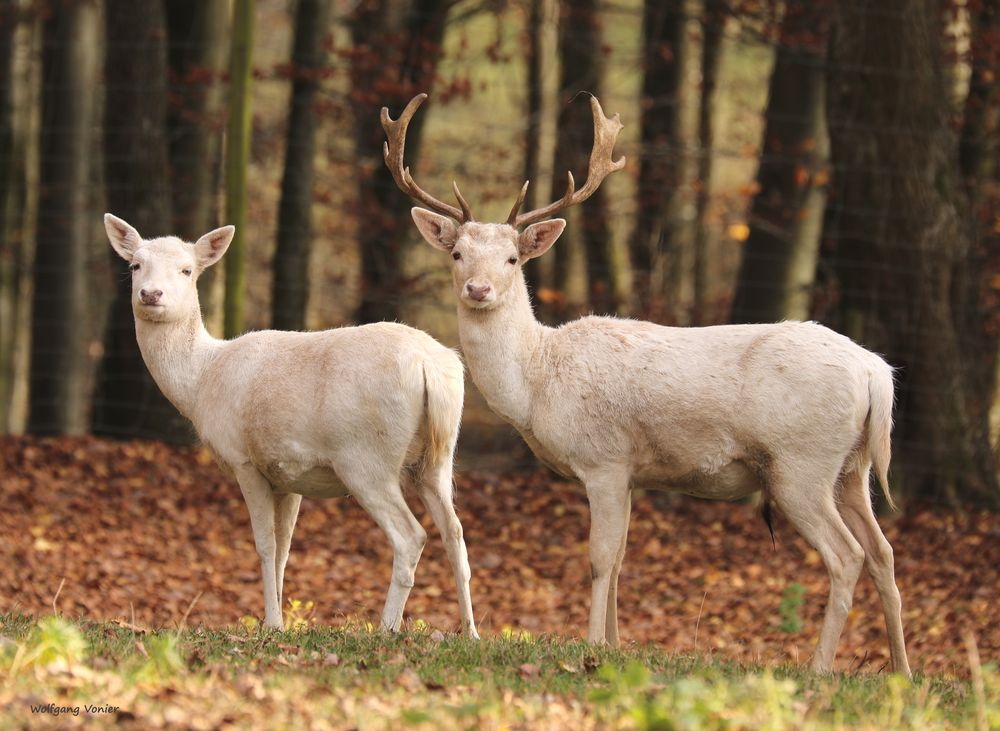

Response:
(397, 667), (425, 692)
(535, 287), (565, 305)
(519, 663), (541, 679)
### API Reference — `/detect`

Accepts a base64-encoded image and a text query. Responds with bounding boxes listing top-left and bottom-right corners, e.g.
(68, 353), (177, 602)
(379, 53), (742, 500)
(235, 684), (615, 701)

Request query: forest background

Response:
(1, 0), (999, 507)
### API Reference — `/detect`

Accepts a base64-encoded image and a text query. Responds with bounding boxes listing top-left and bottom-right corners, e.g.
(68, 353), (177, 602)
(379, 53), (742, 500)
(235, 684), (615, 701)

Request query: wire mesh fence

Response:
(0, 0), (997, 502)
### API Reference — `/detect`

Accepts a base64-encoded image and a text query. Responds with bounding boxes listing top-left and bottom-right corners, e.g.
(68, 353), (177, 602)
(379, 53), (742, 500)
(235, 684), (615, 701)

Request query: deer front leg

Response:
(235, 465), (282, 630)
(605, 490), (632, 646)
(274, 493), (302, 612)
(584, 467), (632, 645)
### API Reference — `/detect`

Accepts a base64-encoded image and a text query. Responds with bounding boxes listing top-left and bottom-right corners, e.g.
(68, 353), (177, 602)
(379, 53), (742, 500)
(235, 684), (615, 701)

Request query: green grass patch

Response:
(0, 613), (994, 729)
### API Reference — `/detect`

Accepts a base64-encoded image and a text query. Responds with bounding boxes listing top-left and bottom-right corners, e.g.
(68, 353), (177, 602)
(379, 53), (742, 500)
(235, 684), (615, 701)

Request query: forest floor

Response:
(1, 435), (997, 680)
(1, 615), (991, 730)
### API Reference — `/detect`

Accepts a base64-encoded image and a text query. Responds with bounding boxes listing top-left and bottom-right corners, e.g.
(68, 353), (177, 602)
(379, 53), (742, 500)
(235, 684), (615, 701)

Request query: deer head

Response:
(383, 94), (625, 310)
(105, 213), (234, 323)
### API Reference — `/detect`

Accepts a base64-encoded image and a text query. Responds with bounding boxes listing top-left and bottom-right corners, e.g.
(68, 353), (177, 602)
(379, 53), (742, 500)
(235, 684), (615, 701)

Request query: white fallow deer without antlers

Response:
(104, 214), (478, 638)
(383, 93), (910, 675)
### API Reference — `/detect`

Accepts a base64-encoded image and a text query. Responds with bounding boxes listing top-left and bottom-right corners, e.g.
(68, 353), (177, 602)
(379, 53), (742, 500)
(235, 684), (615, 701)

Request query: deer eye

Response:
(451, 251), (461, 261)
(507, 256), (518, 265)
(181, 267), (192, 276)
(129, 263), (140, 272)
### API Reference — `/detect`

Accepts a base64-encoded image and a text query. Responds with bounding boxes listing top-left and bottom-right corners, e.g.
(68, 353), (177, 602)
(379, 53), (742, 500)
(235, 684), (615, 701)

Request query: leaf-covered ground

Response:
(1, 435), (997, 677)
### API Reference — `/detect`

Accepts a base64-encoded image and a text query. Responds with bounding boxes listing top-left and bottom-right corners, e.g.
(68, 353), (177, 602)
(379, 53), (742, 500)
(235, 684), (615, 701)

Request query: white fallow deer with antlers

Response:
(383, 93), (910, 675)
(104, 214), (478, 638)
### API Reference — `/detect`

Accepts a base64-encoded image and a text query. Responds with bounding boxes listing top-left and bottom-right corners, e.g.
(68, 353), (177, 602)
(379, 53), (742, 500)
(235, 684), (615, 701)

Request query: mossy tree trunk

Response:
(0, 0), (19, 427)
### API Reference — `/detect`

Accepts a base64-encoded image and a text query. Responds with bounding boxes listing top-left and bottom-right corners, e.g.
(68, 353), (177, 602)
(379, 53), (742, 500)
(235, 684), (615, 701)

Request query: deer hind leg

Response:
(772, 461), (866, 673)
(837, 467), (911, 676)
(274, 493), (302, 614)
(417, 458), (478, 638)
(344, 462), (427, 633)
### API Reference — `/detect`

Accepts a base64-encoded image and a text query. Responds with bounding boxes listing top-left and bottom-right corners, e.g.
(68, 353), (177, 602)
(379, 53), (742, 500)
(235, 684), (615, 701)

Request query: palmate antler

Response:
(381, 93), (474, 223)
(506, 95), (626, 228)
(382, 93), (625, 228)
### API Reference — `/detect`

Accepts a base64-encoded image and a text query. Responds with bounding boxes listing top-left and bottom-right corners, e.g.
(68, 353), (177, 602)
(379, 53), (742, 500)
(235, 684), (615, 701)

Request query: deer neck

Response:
(134, 305), (220, 417)
(456, 270), (547, 429)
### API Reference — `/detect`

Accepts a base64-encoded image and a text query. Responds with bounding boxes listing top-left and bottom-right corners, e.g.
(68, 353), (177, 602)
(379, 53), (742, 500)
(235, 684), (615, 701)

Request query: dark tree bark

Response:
(958, 0), (999, 192)
(521, 0), (559, 322)
(28, 0), (99, 435)
(692, 0), (725, 325)
(731, 0), (831, 324)
(272, 0), (331, 331)
(957, 0), (1000, 488)
(165, 0), (229, 328)
(93, 0), (189, 442)
(349, 0), (451, 324)
(823, 0), (999, 503)
(633, 0), (693, 321)
(552, 0), (615, 316)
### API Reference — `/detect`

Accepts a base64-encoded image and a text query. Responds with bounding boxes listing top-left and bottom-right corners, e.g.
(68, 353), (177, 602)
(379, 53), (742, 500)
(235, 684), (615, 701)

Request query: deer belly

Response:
(264, 462), (351, 499)
(635, 459), (762, 500)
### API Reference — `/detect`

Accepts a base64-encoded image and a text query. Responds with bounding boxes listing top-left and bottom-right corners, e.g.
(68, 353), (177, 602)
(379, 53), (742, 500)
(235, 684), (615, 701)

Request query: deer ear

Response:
(518, 219), (565, 260)
(104, 213), (142, 262)
(411, 207), (458, 251)
(193, 226), (235, 269)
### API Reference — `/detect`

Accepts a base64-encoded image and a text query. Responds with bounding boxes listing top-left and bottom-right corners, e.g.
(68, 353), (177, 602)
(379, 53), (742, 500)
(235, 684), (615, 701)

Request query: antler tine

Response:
(453, 181), (474, 221)
(513, 95), (625, 228)
(381, 93), (471, 222)
(505, 181), (530, 225)
(577, 95), (626, 197)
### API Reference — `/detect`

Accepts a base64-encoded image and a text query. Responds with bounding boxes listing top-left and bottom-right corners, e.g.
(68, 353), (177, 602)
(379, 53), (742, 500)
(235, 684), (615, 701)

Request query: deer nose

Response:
(465, 282), (492, 301)
(139, 288), (163, 305)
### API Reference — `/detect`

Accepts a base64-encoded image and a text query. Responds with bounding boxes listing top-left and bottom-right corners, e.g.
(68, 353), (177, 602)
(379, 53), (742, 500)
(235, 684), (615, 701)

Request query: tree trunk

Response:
(3, 9), (39, 432)
(522, 0), (559, 322)
(958, 0), (999, 190)
(551, 0), (614, 316)
(0, 0), (18, 425)
(27, 0), (98, 435)
(548, 0), (617, 319)
(349, 0), (451, 324)
(823, 0), (999, 503)
(93, 0), (189, 442)
(166, 0), (229, 334)
(957, 0), (1000, 461)
(730, 0), (831, 324)
(223, 0), (254, 338)
(272, 0), (331, 331)
(633, 0), (694, 322)
(691, 0), (725, 325)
